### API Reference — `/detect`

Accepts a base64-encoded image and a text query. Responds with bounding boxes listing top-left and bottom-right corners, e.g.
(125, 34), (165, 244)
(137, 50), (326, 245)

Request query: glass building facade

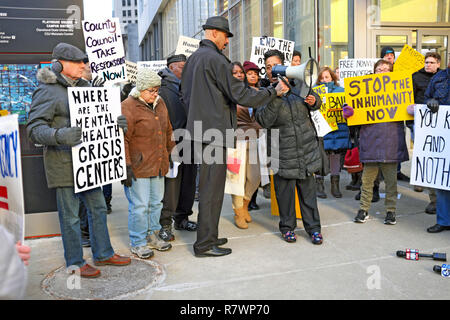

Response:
(140, 0), (450, 68)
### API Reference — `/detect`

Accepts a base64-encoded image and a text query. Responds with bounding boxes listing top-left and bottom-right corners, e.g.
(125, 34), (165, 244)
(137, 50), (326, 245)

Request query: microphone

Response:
(433, 264), (450, 277)
(396, 249), (447, 261)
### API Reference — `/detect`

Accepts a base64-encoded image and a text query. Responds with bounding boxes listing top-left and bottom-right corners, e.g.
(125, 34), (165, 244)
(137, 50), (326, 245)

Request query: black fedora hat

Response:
(202, 16), (233, 37)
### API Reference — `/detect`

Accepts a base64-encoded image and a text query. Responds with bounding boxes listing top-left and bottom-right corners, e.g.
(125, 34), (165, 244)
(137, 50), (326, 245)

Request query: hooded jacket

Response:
(180, 39), (278, 148)
(26, 67), (90, 188)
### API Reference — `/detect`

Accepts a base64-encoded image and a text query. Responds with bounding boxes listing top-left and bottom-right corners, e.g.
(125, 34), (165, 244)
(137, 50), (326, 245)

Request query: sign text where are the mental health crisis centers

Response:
(344, 71), (414, 126)
(411, 105), (450, 191)
(69, 87), (126, 193)
(82, 17), (127, 85)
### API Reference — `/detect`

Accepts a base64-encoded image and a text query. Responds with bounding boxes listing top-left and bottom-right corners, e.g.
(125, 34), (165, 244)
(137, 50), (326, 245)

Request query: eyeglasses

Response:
(145, 88), (159, 94)
(375, 67), (390, 72)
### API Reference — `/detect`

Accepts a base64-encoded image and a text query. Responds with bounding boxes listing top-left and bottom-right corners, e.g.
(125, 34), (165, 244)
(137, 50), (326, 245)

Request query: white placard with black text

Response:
(69, 87), (127, 193)
(410, 104), (450, 191)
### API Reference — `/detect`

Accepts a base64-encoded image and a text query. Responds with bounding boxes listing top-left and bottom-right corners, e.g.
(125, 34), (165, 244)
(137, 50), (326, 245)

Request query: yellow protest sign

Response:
(344, 71), (415, 126)
(312, 84), (327, 96)
(320, 92), (346, 130)
(394, 44), (425, 74)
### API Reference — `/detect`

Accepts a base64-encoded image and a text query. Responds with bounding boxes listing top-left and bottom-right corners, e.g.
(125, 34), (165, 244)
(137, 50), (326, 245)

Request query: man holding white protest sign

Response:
(410, 60), (450, 233)
(27, 42), (131, 278)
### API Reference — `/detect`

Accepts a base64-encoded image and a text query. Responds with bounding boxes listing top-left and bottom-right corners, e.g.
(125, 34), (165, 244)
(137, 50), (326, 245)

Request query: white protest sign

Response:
(310, 110), (333, 137)
(82, 17), (127, 85)
(250, 36), (295, 76)
(410, 105), (450, 191)
(338, 58), (379, 81)
(69, 87), (127, 193)
(225, 140), (247, 196)
(138, 60), (167, 74)
(175, 35), (200, 57)
(126, 61), (137, 84)
(0, 114), (25, 243)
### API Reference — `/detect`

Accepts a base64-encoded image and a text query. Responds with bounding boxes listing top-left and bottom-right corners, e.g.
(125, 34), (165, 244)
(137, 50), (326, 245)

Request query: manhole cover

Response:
(41, 257), (165, 300)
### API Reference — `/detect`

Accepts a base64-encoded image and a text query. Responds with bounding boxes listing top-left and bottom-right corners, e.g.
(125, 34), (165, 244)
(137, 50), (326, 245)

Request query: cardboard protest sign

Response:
(250, 36), (295, 76)
(69, 87), (126, 193)
(344, 71), (415, 126)
(175, 35), (200, 57)
(338, 58), (379, 80)
(82, 17), (127, 85)
(0, 114), (25, 243)
(126, 61), (137, 84)
(410, 105), (450, 191)
(320, 92), (347, 128)
(394, 44), (425, 74)
(137, 60), (167, 74)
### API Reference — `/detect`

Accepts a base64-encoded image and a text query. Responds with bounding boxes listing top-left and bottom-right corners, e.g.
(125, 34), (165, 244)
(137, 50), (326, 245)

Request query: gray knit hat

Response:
(136, 67), (161, 91)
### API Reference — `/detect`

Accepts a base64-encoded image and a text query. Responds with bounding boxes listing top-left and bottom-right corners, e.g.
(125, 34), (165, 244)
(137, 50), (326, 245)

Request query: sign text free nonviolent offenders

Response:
(250, 36), (295, 76)
(82, 18), (127, 85)
(410, 105), (450, 191)
(69, 87), (126, 193)
(338, 58), (379, 79)
(344, 71), (415, 126)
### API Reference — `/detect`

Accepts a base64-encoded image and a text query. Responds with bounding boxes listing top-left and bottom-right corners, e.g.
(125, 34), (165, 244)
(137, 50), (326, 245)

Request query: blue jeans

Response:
(436, 189), (450, 226)
(124, 177), (164, 247)
(56, 187), (114, 267)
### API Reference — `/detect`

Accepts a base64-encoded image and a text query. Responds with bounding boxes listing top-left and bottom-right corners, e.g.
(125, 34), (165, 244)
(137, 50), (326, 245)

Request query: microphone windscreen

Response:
(396, 250), (405, 257)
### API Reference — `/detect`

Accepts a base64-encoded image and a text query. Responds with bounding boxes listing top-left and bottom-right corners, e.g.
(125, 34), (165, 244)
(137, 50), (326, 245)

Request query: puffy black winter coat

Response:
(255, 86), (322, 180)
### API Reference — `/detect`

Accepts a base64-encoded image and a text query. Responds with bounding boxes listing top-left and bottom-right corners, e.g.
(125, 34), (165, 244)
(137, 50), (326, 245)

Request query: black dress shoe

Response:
(216, 238), (228, 246)
(427, 224), (450, 233)
(194, 246), (232, 257)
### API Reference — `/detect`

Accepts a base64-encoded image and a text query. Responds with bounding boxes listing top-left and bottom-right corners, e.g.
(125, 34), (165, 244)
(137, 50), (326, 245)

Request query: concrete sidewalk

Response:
(24, 170), (450, 300)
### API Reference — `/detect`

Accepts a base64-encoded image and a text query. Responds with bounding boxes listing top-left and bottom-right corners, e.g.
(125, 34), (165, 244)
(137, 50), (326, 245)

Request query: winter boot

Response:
(315, 176), (327, 199)
(233, 207), (248, 229)
(346, 173), (358, 190)
(243, 199), (252, 223)
(330, 175), (343, 198)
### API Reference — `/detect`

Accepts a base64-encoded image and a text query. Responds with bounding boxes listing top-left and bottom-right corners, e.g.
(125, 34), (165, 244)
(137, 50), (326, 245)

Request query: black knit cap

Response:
(167, 54), (187, 66)
(380, 46), (395, 58)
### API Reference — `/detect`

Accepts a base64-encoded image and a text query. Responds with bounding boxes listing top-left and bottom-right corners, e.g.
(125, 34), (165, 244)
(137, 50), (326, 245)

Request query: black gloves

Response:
(55, 127), (82, 146)
(117, 115), (128, 134)
(426, 98), (440, 114)
(92, 76), (106, 87)
(121, 165), (136, 187)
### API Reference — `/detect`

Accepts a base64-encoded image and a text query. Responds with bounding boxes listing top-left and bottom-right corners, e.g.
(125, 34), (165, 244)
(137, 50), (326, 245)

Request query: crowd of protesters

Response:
(8, 15), (447, 286)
